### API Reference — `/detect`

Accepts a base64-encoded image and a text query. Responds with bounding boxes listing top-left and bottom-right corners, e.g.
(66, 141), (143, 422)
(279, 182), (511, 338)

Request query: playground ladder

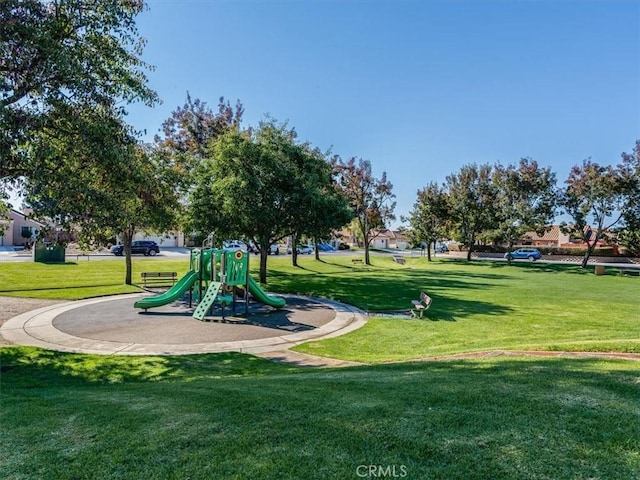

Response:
(192, 281), (222, 321)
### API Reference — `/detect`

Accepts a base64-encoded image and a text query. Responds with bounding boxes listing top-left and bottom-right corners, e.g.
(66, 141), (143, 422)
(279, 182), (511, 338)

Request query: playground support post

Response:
(244, 250), (250, 315)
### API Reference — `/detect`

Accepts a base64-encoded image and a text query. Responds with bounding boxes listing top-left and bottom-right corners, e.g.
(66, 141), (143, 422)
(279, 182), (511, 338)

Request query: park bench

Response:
(352, 258), (364, 265)
(594, 264), (640, 277)
(410, 291), (432, 319)
(392, 255), (406, 265)
(141, 271), (177, 287)
(615, 265), (640, 276)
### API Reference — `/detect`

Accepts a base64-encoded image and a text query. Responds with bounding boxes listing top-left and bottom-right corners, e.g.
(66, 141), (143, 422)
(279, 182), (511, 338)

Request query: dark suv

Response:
(111, 240), (160, 256)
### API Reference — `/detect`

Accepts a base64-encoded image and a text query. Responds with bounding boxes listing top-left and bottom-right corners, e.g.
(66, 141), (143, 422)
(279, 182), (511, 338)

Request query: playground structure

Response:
(133, 247), (286, 320)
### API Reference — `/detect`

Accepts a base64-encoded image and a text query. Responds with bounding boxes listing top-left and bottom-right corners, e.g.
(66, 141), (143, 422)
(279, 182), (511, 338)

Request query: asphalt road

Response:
(1, 246), (637, 270)
(0, 246), (355, 263)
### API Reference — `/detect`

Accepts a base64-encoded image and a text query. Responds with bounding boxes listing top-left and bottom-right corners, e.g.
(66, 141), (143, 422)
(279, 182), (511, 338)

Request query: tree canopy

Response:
(492, 158), (557, 261)
(188, 118), (347, 283)
(1, 0), (157, 187)
(25, 104), (180, 284)
(618, 140), (640, 254)
(560, 159), (628, 267)
(445, 163), (495, 261)
(332, 157), (395, 265)
(406, 182), (448, 261)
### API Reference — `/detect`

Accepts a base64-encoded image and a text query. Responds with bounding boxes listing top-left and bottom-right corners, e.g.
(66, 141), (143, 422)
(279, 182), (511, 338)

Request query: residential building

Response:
(339, 228), (409, 249)
(519, 226), (570, 247)
(0, 209), (45, 247)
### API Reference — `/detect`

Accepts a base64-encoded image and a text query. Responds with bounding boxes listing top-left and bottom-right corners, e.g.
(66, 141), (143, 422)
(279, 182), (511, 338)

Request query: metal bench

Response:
(392, 255), (406, 265)
(594, 264), (640, 276)
(141, 271), (177, 287)
(410, 292), (432, 318)
(351, 258), (364, 265)
(615, 265), (640, 276)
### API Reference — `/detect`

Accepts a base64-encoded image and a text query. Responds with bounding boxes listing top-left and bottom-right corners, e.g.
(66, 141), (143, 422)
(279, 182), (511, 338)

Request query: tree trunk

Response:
(466, 234), (476, 261)
(362, 233), (370, 265)
(313, 237), (320, 261)
(123, 226), (134, 285)
(506, 240), (514, 264)
(581, 242), (597, 269)
(427, 243), (432, 261)
(291, 233), (298, 267)
(259, 245), (268, 284)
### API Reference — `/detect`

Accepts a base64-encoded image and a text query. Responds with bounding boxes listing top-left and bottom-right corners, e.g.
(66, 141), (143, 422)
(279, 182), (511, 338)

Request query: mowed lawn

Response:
(2, 348), (639, 480)
(0, 258), (191, 299)
(0, 254), (638, 362)
(263, 255), (640, 362)
(1, 255), (639, 479)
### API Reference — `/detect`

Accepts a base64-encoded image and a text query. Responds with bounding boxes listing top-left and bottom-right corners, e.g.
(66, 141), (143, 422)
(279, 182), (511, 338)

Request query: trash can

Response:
(594, 265), (605, 276)
(34, 243), (66, 263)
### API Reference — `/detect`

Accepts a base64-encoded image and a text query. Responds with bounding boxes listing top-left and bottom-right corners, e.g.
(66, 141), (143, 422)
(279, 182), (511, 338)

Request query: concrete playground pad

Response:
(1, 294), (367, 356)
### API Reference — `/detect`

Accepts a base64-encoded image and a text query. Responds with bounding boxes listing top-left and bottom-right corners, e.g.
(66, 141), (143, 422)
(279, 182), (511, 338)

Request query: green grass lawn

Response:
(1, 255), (639, 479)
(2, 347), (639, 480)
(262, 255), (640, 362)
(1, 255), (638, 361)
(0, 259), (190, 299)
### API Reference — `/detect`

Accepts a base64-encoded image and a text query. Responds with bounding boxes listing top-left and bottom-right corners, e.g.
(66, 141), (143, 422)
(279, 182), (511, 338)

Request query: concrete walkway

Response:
(3, 295), (637, 367)
(0, 294), (367, 367)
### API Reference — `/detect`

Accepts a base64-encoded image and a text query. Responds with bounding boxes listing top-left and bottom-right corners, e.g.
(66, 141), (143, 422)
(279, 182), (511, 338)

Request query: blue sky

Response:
(127, 0), (640, 227)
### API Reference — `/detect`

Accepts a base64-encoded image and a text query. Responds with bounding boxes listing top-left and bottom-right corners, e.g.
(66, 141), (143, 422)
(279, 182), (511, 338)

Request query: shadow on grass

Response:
(0, 347), (299, 387)
(0, 283), (132, 294)
(269, 265), (514, 318)
(426, 297), (512, 321)
(484, 261), (591, 275)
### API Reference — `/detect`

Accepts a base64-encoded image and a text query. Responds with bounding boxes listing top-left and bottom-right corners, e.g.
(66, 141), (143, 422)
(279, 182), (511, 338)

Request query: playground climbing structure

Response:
(133, 248), (285, 319)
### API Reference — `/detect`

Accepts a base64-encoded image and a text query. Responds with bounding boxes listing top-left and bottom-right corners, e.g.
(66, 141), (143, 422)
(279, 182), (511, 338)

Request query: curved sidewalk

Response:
(0, 294), (367, 357)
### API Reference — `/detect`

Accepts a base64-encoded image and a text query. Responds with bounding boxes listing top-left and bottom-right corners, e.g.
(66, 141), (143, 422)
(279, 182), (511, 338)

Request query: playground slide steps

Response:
(192, 281), (222, 321)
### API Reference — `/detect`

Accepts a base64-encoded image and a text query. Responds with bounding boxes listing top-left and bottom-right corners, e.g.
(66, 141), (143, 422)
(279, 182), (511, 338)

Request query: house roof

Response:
(521, 225), (562, 242)
(372, 229), (408, 241)
(9, 209), (46, 226)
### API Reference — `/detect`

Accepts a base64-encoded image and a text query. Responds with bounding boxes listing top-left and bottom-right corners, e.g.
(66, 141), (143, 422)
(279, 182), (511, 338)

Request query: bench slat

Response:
(141, 272), (177, 287)
(410, 291), (432, 318)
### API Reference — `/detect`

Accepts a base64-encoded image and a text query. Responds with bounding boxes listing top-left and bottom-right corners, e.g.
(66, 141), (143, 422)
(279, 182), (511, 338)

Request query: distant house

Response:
(334, 228), (408, 249)
(518, 226), (570, 247)
(366, 229), (409, 249)
(0, 209), (46, 247)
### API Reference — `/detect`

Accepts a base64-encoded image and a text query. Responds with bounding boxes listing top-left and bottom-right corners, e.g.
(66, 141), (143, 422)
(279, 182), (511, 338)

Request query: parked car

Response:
(268, 244), (280, 255)
(317, 243), (335, 251)
(287, 245), (314, 254)
(223, 240), (245, 250)
(111, 240), (160, 256)
(435, 243), (449, 253)
(504, 248), (542, 261)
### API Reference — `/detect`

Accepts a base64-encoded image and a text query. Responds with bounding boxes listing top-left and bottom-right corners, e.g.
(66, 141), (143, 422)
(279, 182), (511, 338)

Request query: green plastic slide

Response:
(134, 270), (199, 310)
(247, 276), (286, 308)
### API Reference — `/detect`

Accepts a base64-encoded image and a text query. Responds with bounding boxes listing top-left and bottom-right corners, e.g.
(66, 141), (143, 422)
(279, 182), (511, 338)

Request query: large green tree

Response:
(618, 140), (640, 254)
(332, 157), (395, 265)
(560, 159), (628, 268)
(26, 104), (180, 284)
(153, 94), (244, 191)
(188, 119), (331, 283)
(445, 163), (496, 261)
(406, 182), (449, 261)
(493, 158), (557, 262)
(288, 147), (352, 265)
(1, 0), (156, 187)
